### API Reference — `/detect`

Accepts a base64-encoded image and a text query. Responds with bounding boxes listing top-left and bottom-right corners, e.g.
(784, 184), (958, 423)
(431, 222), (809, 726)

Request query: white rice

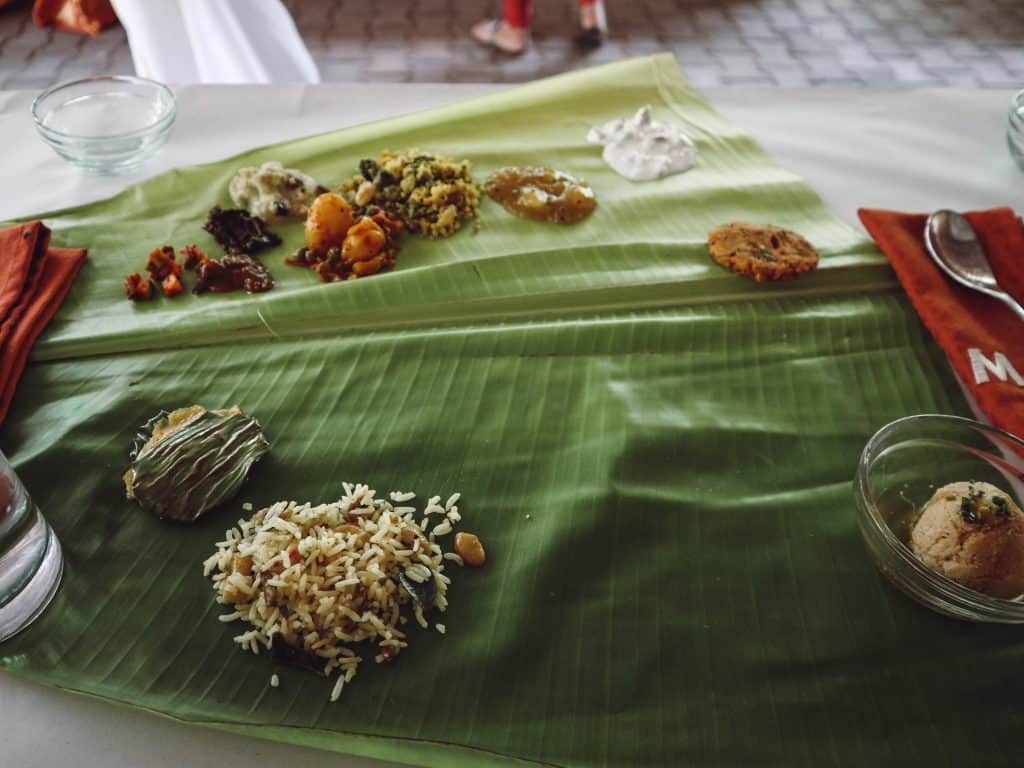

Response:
(208, 484), (463, 700)
(329, 674), (345, 702)
(270, 673), (280, 688)
(445, 493), (460, 510)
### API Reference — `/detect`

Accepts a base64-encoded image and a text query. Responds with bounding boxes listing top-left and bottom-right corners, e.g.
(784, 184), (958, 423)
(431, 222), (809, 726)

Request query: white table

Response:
(1, 81), (1022, 768)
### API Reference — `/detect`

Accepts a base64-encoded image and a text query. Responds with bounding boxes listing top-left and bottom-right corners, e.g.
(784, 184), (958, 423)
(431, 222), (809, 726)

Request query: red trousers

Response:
(504, 0), (596, 29)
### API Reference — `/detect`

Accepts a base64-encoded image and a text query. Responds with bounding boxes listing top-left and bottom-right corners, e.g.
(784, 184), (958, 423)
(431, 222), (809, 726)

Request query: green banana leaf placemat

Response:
(2, 54), (1020, 768)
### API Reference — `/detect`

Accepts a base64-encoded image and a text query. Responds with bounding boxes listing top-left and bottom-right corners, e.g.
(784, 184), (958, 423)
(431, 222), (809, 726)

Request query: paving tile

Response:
(624, 39), (672, 56)
(717, 53), (765, 77)
(837, 8), (883, 32)
(915, 45), (959, 68)
(870, 4), (905, 22)
(415, 15), (451, 37)
(917, 14), (955, 35)
(835, 42), (879, 67)
(762, 58), (809, 74)
(942, 37), (984, 57)
(693, 8), (734, 33)
(314, 59), (362, 80)
(767, 9), (807, 30)
(361, 68), (411, 83)
(659, 15), (698, 38)
(675, 44), (715, 65)
(891, 22), (932, 44)
(704, 32), (751, 53)
(722, 74), (778, 85)
(783, 31), (836, 54)
(809, 20), (854, 42)
(410, 39), (452, 59)
(678, 64), (724, 87)
(861, 31), (908, 55)
(749, 40), (795, 63)
(888, 58), (940, 82)
(793, 0), (833, 20)
(801, 52), (851, 78)
(938, 70), (986, 86)
(995, 47), (1024, 70)
(856, 64), (898, 85)
(773, 69), (810, 86)
(808, 75), (866, 85)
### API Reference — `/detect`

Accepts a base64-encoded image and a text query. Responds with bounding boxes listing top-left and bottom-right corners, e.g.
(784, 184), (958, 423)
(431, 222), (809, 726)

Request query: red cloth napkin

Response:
(0, 221), (86, 428)
(858, 207), (1024, 438)
(32, 0), (117, 35)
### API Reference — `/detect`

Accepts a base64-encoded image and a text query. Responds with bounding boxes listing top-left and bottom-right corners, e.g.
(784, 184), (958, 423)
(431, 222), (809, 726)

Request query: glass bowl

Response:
(855, 414), (1024, 623)
(31, 75), (175, 174)
(1009, 88), (1024, 172)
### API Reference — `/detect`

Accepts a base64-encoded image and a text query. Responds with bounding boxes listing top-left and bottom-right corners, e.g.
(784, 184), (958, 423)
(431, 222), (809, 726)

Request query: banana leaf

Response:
(2, 55), (1020, 768)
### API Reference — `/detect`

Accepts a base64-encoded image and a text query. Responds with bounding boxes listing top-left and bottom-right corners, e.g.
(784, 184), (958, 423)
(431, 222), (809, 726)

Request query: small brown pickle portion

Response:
(193, 253), (273, 294)
(484, 166), (596, 225)
(203, 206), (281, 253)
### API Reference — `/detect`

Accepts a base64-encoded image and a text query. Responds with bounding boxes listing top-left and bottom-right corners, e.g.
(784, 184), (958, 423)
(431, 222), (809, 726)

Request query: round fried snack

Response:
(707, 222), (819, 282)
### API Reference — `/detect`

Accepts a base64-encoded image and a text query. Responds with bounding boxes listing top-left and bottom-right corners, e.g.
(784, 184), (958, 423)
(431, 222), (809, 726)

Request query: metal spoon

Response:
(924, 209), (1024, 323)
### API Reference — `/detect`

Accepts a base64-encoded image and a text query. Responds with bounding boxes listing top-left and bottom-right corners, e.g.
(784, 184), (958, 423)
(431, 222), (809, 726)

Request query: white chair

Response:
(110, 0), (319, 84)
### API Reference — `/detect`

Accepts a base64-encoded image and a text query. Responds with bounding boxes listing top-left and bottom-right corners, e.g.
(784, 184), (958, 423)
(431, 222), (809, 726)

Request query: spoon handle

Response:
(997, 291), (1024, 324)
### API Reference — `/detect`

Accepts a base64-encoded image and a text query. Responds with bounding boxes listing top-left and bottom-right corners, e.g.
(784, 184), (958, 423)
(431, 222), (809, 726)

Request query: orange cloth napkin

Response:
(858, 207), (1024, 438)
(0, 221), (86, 428)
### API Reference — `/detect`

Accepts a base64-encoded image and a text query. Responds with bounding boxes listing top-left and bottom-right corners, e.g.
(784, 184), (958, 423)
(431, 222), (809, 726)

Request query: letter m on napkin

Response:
(969, 349), (1024, 387)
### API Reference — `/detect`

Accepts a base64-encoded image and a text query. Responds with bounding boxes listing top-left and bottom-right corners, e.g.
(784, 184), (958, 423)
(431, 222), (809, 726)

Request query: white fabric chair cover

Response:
(110, 0), (320, 84)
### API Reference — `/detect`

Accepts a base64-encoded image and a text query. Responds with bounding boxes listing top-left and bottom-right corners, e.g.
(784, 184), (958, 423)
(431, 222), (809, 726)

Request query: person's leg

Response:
(575, 0), (606, 45)
(504, 0), (532, 29)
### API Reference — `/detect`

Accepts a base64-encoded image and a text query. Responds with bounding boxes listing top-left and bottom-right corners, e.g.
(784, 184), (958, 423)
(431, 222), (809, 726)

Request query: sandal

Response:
(574, 1), (607, 47)
(471, 19), (529, 55)
(573, 25), (605, 47)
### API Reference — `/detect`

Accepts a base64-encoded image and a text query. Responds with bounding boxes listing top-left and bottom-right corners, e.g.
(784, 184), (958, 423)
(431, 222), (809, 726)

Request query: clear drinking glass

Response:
(1009, 88), (1024, 171)
(0, 451), (63, 642)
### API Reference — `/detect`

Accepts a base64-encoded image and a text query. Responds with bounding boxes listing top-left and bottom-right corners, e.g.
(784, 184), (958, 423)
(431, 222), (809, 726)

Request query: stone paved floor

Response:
(1, 0), (1023, 90)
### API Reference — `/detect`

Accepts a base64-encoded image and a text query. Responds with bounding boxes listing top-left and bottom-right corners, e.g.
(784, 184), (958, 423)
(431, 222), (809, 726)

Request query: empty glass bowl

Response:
(31, 75), (175, 174)
(855, 414), (1024, 623)
(1009, 88), (1024, 171)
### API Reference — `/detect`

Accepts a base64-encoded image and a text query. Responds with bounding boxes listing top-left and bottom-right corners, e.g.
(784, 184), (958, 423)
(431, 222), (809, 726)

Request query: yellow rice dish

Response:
(342, 149), (480, 238)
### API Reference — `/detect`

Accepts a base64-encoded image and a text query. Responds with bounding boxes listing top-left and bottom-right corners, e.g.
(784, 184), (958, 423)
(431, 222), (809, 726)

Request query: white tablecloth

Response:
(0, 81), (1022, 768)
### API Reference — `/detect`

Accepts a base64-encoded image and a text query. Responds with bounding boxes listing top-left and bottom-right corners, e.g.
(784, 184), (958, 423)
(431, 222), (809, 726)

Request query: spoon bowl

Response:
(924, 210), (1024, 322)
